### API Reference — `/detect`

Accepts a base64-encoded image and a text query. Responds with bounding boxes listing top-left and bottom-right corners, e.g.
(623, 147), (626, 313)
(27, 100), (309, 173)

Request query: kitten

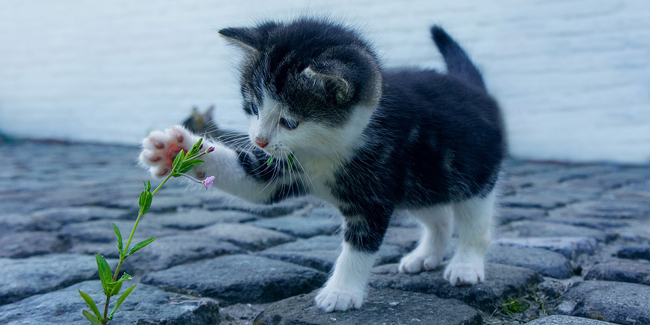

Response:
(139, 18), (505, 312)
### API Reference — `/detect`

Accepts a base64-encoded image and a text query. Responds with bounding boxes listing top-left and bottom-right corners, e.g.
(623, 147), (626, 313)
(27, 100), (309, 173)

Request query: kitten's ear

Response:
(302, 65), (353, 104)
(218, 27), (261, 54)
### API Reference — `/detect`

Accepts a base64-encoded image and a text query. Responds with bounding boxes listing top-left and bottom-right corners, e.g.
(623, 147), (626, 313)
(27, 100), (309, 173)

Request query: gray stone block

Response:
(500, 187), (598, 209)
(369, 263), (542, 311)
(249, 213), (339, 238)
(220, 303), (267, 325)
(486, 245), (572, 279)
(0, 213), (60, 232)
(494, 237), (598, 259)
(0, 231), (68, 258)
(259, 235), (407, 273)
(254, 288), (482, 325)
(383, 227), (420, 250)
(496, 207), (546, 226)
(122, 234), (244, 274)
(154, 209), (259, 230)
(202, 196), (312, 218)
(0, 254), (115, 306)
(258, 235), (340, 272)
(584, 258), (650, 285)
(536, 279), (567, 300)
(499, 221), (615, 243)
(527, 315), (618, 325)
(0, 280), (219, 324)
(60, 219), (172, 244)
(30, 206), (131, 225)
(195, 223), (294, 250)
(142, 255), (326, 305)
(617, 245), (650, 261)
(560, 280), (650, 325)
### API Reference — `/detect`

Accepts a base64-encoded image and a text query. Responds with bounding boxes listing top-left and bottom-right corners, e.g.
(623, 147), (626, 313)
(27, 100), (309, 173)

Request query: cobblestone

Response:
(370, 263), (543, 311)
(0, 281), (220, 325)
(560, 281), (650, 325)
(255, 288), (482, 325)
(141, 255), (327, 305)
(1, 141), (650, 324)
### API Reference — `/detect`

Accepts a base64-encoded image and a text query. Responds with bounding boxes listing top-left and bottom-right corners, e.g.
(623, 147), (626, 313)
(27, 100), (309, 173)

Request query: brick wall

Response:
(0, 0), (648, 163)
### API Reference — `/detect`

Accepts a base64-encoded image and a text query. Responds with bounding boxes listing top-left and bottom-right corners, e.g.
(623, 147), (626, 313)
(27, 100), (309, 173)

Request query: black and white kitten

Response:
(139, 18), (505, 312)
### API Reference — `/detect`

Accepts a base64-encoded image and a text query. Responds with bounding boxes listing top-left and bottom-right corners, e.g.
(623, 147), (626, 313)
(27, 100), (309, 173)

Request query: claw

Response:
(150, 138), (165, 149)
(173, 130), (184, 143)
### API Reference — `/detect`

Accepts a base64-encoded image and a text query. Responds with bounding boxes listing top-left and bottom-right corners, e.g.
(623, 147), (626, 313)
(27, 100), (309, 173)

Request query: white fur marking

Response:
(315, 242), (375, 312)
(444, 190), (496, 285)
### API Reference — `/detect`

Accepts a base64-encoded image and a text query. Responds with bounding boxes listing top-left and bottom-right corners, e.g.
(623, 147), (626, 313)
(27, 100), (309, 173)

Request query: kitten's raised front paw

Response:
(444, 258), (485, 286)
(398, 251), (442, 274)
(139, 125), (197, 178)
(315, 287), (364, 312)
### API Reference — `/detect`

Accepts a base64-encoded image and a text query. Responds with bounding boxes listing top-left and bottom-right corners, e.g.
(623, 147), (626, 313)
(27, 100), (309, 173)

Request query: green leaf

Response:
(78, 290), (102, 320)
(139, 190), (152, 214)
(266, 156), (274, 166)
(172, 149), (185, 173)
(109, 285), (136, 319)
(95, 254), (113, 295)
(288, 153), (295, 169)
(109, 272), (132, 296)
(107, 280), (122, 298)
(178, 159), (204, 174)
(138, 189), (145, 208)
(82, 310), (104, 325)
(187, 138), (203, 158)
(113, 223), (123, 256)
(146, 180), (151, 192)
(126, 237), (157, 257)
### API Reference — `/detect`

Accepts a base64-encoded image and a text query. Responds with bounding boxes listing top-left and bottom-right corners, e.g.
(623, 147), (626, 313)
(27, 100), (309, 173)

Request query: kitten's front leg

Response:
(139, 125), (283, 203)
(315, 212), (390, 312)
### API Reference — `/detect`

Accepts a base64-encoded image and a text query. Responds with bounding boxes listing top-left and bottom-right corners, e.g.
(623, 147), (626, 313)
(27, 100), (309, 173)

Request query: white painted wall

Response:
(0, 0), (649, 163)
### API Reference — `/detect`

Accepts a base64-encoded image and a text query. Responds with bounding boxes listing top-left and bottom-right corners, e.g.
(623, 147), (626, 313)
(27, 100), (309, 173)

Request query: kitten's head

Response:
(219, 18), (382, 159)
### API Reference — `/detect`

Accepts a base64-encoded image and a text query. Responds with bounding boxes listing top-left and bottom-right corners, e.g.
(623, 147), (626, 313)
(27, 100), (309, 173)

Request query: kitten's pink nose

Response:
(255, 137), (268, 148)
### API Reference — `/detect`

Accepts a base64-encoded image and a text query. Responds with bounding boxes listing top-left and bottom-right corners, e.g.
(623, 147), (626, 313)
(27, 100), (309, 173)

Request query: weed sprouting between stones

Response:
(78, 139), (214, 325)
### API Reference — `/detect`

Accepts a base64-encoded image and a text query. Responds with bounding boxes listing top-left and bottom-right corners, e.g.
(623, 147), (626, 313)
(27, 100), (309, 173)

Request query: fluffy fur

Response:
(140, 18), (506, 312)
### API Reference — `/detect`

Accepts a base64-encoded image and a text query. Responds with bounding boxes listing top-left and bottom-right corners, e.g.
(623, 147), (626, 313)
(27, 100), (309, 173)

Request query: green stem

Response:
(101, 173), (173, 323)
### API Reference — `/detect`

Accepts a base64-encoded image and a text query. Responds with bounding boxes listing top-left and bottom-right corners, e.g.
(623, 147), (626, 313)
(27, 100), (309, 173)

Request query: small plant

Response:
(501, 298), (531, 316)
(266, 153), (295, 169)
(78, 139), (214, 325)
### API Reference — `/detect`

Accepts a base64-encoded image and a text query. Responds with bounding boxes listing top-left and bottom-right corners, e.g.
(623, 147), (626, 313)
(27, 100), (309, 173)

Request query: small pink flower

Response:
(202, 176), (215, 189)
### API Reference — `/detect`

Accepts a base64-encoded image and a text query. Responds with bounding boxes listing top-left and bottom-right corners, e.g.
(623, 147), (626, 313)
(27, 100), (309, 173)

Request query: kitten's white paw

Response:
(139, 125), (199, 178)
(444, 258), (485, 286)
(398, 251), (442, 274)
(315, 287), (364, 312)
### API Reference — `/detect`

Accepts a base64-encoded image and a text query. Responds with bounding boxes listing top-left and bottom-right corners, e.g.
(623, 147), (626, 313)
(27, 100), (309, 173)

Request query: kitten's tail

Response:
(431, 26), (486, 91)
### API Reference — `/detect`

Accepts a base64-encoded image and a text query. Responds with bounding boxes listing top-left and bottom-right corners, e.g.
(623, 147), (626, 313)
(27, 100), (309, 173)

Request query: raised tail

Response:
(431, 26), (486, 91)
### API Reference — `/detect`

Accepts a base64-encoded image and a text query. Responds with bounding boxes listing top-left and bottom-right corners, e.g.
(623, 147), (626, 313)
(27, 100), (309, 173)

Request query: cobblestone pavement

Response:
(1, 141), (649, 325)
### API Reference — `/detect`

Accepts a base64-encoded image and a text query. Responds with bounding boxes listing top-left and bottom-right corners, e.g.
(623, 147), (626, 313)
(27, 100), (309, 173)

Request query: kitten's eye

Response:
(279, 118), (300, 130)
(250, 103), (259, 118)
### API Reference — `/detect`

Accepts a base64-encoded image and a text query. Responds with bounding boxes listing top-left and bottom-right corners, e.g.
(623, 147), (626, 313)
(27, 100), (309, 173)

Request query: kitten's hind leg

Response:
(399, 205), (453, 273)
(445, 190), (496, 286)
